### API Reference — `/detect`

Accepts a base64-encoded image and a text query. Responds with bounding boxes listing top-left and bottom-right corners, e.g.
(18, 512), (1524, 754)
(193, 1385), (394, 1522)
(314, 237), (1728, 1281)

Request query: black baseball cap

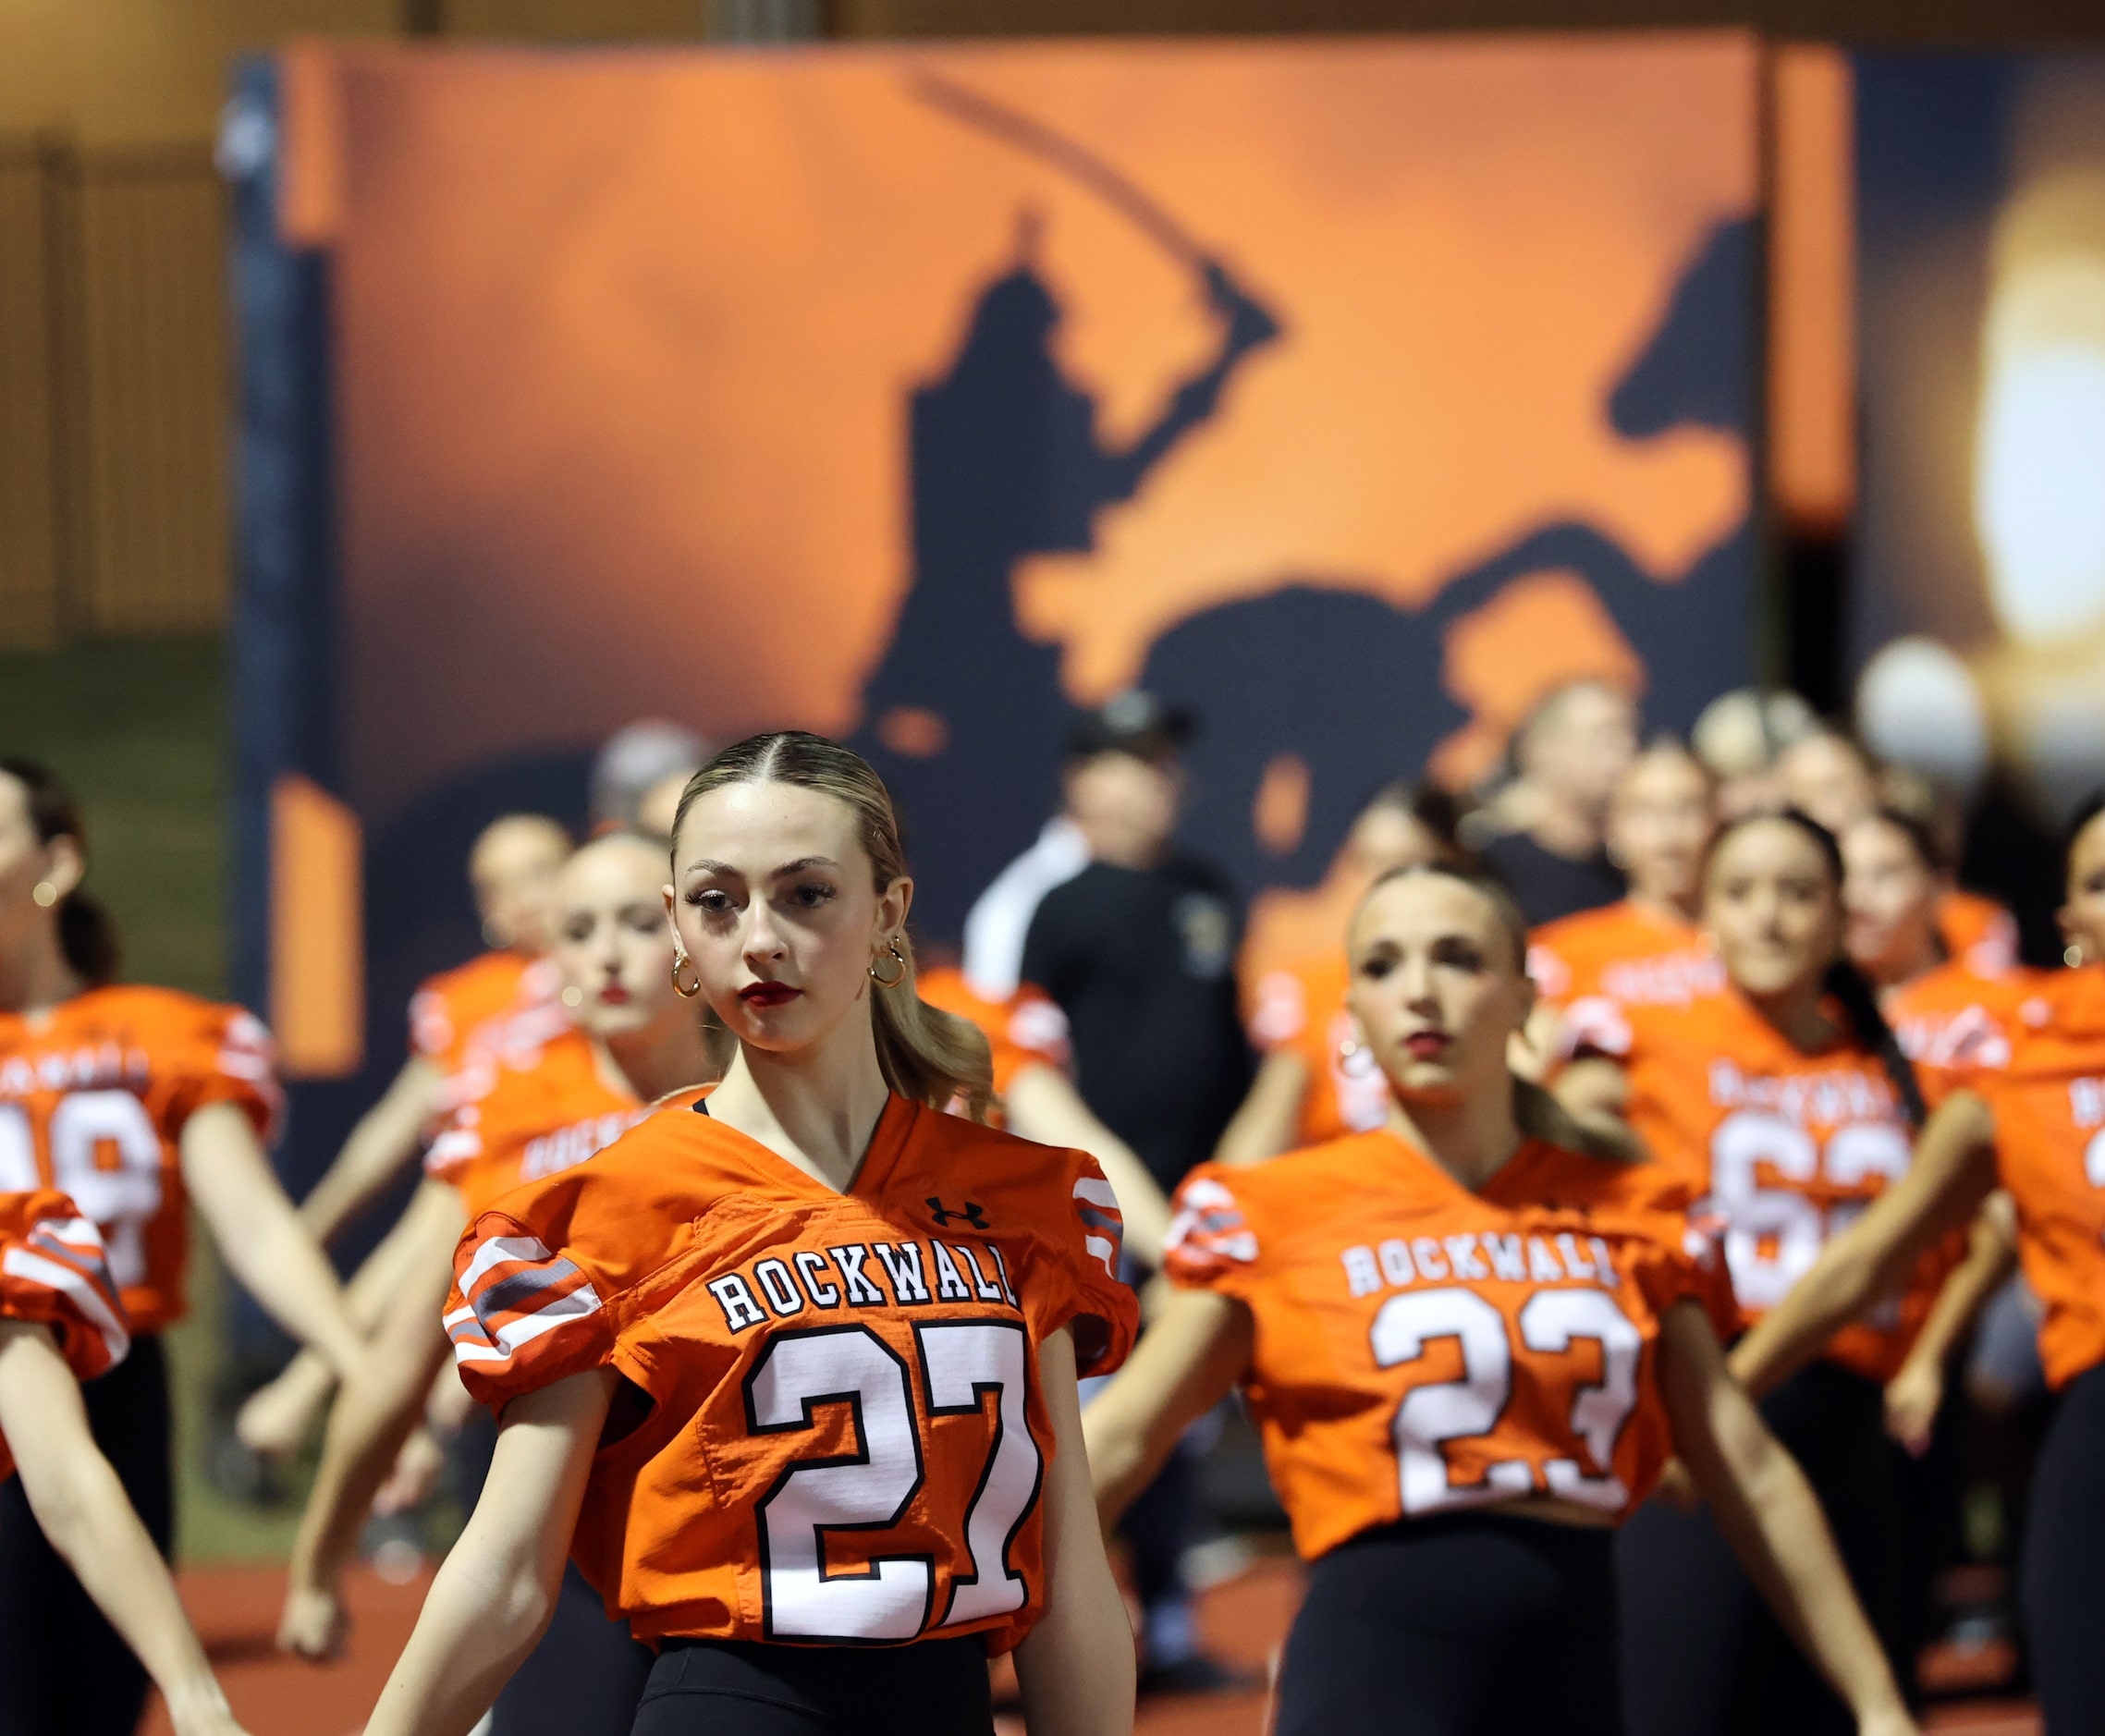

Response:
(1064, 691), (1196, 763)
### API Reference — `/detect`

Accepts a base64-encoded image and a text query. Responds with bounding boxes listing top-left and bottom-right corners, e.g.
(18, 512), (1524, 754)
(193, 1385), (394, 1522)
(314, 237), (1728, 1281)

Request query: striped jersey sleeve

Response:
(1162, 1167), (1263, 1294)
(0, 1191), (130, 1378)
(1051, 1151), (1138, 1378)
(445, 1216), (616, 1408)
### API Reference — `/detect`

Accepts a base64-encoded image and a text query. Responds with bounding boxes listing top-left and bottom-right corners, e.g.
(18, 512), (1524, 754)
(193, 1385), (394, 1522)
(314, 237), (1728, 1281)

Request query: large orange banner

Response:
(242, 35), (1757, 1106)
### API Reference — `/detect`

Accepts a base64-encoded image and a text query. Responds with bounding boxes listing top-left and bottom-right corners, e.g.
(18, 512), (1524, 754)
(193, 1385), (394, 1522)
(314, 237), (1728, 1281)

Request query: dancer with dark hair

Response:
(1727, 791), (2105, 1735)
(1561, 809), (1992, 1735)
(0, 760), (370, 1736)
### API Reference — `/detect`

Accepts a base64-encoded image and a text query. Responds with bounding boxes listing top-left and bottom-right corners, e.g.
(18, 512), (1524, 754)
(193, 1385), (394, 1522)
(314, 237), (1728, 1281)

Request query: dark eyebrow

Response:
(680, 856), (842, 879)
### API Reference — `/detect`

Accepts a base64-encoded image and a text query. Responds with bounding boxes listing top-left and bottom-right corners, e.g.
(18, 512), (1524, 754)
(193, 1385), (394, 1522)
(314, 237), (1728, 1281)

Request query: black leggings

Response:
(630, 1634), (993, 1736)
(1616, 1359), (1905, 1736)
(0, 1335), (173, 1736)
(1276, 1511), (1622, 1736)
(2022, 1359), (2105, 1734)
(492, 1561), (655, 1736)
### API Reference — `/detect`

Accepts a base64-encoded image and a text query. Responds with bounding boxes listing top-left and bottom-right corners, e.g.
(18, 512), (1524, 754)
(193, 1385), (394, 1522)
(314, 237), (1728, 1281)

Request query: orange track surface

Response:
(141, 1559), (2038, 1736)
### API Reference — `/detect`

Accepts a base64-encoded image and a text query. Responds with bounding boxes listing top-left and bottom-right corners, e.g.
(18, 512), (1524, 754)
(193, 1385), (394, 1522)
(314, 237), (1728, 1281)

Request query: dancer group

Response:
(4, 712), (2105, 1736)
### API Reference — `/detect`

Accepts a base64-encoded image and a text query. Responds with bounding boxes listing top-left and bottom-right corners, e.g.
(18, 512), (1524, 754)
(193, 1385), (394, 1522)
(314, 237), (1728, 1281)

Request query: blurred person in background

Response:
(588, 719), (710, 836)
(0, 759), (373, 1736)
(1779, 727), (2020, 980)
(959, 695), (1196, 1003)
(1525, 738), (1723, 1093)
(1564, 810), (1993, 1735)
(1219, 781), (1471, 1166)
(0, 1196), (252, 1736)
(1836, 807), (2030, 1678)
(1475, 679), (1636, 924)
(1020, 695), (1253, 1694)
(1724, 791), (2105, 1734)
(236, 813), (572, 1461)
(1691, 686), (1819, 820)
(278, 831), (722, 1736)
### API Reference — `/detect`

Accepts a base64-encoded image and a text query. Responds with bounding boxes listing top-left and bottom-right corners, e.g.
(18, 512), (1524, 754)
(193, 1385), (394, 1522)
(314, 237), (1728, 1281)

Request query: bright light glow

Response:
(1854, 635), (1989, 794)
(1975, 256), (2105, 643)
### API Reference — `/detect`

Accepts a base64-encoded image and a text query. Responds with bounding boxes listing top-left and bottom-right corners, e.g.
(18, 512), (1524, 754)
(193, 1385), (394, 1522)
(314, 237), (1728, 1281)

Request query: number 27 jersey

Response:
(1165, 1134), (1724, 1560)
(446, 1094), (1137, 1652)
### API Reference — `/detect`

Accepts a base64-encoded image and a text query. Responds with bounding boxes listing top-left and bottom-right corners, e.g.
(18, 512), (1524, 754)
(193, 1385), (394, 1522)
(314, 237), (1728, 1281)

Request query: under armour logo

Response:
(926, 1196), (989, 1229)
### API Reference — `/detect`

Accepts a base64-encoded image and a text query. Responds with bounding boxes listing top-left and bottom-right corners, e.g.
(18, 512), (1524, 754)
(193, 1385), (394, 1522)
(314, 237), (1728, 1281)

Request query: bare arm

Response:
(299, 1056), (445, 1244)
(1209, 1051), (1311, 1170)
(280, 1181), (465, 1657)
(1013, 1329), (1136, 1736)
(1002, 1065), (1172, 1265)
(1659, 1303), (1916, 1736)
(1084, 1286), (1251, 1528)
(239, 1181), (464, 1459)
(363, 1368), (617, 1736)
(1731, 1091), (1999, 1400)
(179, 1103), (368, 1378)
(1882, 1191), (2019, 1457)
(0, 1324), (251, 1736)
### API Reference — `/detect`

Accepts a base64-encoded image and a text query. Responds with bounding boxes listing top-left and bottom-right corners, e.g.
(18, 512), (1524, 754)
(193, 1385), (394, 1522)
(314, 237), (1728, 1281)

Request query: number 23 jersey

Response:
(446, 1094), (1137, 1651)
(0, 987), (279, 1331)
(1165, 1134), (1725, 1560)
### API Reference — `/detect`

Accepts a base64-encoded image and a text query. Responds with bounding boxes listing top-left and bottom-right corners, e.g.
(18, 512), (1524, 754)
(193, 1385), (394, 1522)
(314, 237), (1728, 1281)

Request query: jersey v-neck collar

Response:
(1370, 1124), (1552, 1209)
(689, 1091), (919, 1201)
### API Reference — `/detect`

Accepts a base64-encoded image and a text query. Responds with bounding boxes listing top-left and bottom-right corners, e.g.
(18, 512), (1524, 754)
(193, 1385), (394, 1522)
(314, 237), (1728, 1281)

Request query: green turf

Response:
(0, 633), (304, 1562)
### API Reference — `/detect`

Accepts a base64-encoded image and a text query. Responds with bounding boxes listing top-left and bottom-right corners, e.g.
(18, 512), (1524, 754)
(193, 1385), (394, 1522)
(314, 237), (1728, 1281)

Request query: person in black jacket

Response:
(1022, 692), (1254, 1696)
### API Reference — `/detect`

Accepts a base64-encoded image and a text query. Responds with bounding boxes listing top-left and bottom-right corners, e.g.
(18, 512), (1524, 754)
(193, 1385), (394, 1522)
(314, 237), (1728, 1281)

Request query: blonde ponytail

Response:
(671, 731), (997, 1119)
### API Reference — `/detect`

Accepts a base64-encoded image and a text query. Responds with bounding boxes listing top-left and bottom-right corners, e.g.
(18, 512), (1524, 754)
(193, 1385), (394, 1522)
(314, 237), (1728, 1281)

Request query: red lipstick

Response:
(739, 982), (802, 1009)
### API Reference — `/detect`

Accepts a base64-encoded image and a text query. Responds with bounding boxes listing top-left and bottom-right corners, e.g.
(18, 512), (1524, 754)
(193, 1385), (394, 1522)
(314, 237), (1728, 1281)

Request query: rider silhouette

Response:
(855, 216), (1281, 938)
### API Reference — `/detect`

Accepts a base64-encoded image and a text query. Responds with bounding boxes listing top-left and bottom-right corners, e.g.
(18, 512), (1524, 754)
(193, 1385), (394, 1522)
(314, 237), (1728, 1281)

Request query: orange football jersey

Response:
(1164, 1135), (1723, 1559)
(1527, 900), (1724, 1063)
(0, 988), (278, 1332)
(1972, 969), (2105, 1388)
(409, 950), (569, 1119)
(1585, 988), (1949, 1380)
(914, 967), (1070, 1100)
(0, 1190), (130, 1482)
(1938, 890), (2020, 981)
(424, 1027), (670, 1222)
(1245, 953), (1391, 1146)
(1886, 961), (2018, 1105)
(446, 1095), (1138, 1651)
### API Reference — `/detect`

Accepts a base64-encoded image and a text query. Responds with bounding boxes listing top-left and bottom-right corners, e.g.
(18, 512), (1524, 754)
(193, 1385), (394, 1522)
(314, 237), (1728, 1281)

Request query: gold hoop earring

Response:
(31, 882), (59, 910)
(671, 953), (704, 999)
(868, 939), (908, 989)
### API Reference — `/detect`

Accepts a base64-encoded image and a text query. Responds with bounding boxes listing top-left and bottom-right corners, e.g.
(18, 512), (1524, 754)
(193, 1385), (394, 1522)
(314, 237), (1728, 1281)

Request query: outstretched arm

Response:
(299, 1057), (445, 1245)
(179, 1103), (367, 1379)
(1083, 1285), (1251, 1528)
(279, 1180), (465, 1658)
(0, 1323), (252, 1736)
(1658, 1303), (1916, 1736)
(1209, 1051), (1310, 1170)
(1882, 1191), (2019, 1456)
(1002, 1064), (1171, 1265)
(1731, 1091), (1998, 1399)
(1014, 1328), (1136, 1736)
(362, 1368), (617, 1736)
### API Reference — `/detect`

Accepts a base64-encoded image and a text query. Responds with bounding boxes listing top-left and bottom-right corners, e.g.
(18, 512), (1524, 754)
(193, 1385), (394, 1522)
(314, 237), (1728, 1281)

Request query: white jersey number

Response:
(0, 1092), (164, 1289)
(1707, 1111), (1910, 1312)
(1370, 1285), (1642, 1516)
(745, 1320), (1041, 1641)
